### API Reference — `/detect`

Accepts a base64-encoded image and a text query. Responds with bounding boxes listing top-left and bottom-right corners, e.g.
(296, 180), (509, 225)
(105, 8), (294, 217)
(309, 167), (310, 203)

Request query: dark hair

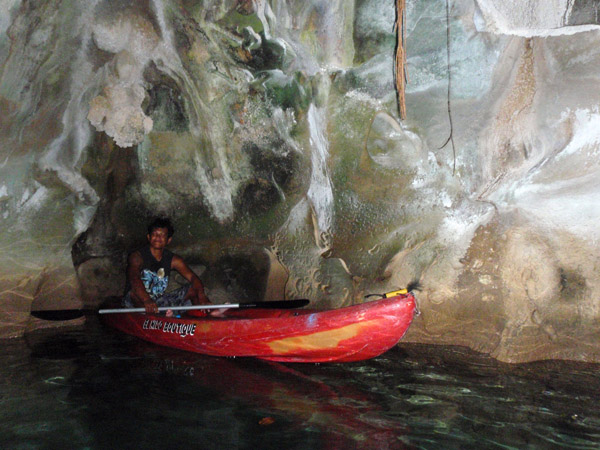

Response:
(148, 217), (175, 238)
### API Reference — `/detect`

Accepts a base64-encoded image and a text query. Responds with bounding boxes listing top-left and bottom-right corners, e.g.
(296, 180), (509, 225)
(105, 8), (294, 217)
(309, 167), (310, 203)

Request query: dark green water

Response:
(2, 318), (599, 449)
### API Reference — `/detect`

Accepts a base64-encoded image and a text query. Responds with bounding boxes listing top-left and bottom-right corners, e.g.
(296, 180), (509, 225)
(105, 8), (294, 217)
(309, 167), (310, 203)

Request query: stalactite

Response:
(394, 0), (407, 120)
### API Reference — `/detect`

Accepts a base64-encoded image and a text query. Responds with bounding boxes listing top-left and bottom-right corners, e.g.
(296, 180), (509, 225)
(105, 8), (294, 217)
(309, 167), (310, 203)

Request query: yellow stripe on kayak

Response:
(266, 319), (380, 354)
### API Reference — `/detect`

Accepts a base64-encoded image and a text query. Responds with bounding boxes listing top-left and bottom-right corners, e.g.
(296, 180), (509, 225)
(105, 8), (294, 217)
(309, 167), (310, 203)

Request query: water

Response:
(2, 318), (599, 450)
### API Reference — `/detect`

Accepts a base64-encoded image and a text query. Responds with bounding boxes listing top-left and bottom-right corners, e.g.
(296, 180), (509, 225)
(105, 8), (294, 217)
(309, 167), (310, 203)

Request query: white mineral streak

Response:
(0, 0), (19, 38)
(306, 103), (334, 247)
(475, 0), (600, 36)
(267, 0), (355, 71)
(492, 108), (600, 242)
(152, 0), (236, 222)
(266, 2), (345, 240)
(283, 199), (311, 234)
(253, 0), (276, 38)
(18, 185), (49, 220)
(192, 153), (235, 222)
(158, 1), (234, 221)
(37, 2), (101, 235)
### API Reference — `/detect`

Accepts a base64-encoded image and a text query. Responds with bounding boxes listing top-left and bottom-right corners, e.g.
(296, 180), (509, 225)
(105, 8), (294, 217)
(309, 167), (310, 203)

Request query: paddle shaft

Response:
(31, 299), (309, 320)
(99, 300), (308, 315)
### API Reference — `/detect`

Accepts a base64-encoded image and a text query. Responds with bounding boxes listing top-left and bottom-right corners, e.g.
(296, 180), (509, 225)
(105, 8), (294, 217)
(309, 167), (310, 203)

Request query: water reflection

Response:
(83, 343), (407, 448)
(3, 320), (599, 449)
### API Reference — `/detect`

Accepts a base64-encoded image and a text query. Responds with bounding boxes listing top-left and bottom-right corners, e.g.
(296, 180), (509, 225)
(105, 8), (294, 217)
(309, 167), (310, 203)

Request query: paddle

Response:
(31, 299), (310, 321)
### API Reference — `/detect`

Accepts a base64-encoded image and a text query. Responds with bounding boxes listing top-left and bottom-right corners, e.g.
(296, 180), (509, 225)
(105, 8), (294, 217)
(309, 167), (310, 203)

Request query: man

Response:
(123, 217), (210, 315)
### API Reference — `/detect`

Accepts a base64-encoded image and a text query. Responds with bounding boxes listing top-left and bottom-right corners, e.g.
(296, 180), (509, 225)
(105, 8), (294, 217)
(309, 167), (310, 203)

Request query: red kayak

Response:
(101, 293), (416, 363)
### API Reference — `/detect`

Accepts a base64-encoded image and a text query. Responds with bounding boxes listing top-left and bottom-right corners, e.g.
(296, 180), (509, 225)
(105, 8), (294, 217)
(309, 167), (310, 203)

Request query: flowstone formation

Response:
(2, 0), (600, 363)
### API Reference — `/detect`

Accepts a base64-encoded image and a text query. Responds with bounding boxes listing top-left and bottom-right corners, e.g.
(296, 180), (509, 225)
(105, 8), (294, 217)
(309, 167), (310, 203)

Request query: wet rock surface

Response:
(2, 0), (600, 362)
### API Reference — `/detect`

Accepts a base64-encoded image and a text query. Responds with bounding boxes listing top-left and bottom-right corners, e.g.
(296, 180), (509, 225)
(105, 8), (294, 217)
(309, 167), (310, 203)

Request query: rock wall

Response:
(1, 0), (600, 362)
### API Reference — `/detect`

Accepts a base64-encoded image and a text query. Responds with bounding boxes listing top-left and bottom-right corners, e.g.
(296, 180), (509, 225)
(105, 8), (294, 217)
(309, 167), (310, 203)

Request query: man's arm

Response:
(127, 251), (158, 313)
(171, 255), (210, 305)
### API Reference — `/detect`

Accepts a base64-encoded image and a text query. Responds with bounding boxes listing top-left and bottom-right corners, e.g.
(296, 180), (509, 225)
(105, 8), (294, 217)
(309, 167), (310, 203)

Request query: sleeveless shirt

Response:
(133, 245), (174, 300)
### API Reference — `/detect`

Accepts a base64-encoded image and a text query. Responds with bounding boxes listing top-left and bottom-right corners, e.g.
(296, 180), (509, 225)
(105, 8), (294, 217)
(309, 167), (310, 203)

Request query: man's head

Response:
(147, 217), (175, 238)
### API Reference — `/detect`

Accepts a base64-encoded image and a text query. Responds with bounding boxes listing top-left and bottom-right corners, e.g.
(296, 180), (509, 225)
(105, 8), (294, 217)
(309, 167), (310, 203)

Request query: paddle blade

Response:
(31, 309), (86, 321)
(240, 299), (309, 309)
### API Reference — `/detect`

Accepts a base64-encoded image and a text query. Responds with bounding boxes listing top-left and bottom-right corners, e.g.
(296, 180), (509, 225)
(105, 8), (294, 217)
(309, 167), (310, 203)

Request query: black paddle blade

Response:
(240, 299), (309, 309)
(30, 309), (87, 321)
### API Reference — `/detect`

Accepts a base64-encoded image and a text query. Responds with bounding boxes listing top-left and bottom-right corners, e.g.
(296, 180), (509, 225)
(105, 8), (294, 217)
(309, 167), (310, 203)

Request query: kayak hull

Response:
(101, 294), (416, 363)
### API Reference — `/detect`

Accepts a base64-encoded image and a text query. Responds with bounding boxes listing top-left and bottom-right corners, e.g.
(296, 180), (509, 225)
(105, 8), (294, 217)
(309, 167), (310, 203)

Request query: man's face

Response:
(147, 227), (171, 249)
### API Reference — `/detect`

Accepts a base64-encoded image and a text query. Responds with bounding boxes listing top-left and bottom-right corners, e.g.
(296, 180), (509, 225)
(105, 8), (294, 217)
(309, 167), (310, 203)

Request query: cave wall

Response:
(2, 0), (600, 362)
